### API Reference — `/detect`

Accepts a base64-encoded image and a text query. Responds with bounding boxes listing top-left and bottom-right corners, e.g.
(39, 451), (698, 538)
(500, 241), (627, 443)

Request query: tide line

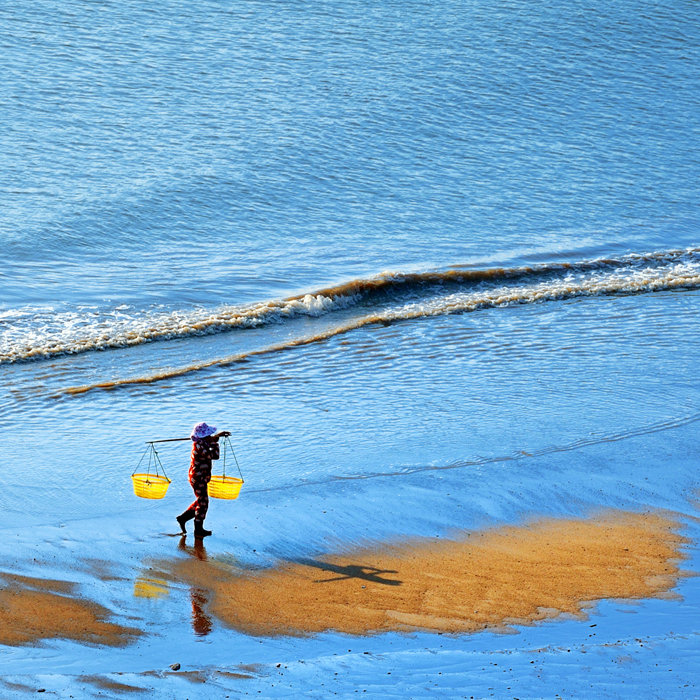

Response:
(58, 265), (700, 397)
(7, 246), (699, 365)
(243, 410), (700, 495)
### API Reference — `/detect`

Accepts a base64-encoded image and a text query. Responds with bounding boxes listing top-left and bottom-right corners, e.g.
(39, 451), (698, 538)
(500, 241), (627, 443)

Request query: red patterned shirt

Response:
(189, 438), (220, 486)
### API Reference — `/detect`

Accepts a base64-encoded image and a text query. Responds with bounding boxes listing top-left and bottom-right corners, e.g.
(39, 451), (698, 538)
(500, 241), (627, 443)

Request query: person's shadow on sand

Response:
(291, 558), (402, 586)
(178, 536), (213, 636)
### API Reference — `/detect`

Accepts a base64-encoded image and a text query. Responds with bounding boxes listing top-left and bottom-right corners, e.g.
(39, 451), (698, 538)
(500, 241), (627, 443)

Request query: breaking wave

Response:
(55, 247), (700, 395)
(3, 247), (699, 367)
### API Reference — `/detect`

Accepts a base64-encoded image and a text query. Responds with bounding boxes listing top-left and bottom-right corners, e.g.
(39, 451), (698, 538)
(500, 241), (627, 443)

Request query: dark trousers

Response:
(185, 481), (209, 521)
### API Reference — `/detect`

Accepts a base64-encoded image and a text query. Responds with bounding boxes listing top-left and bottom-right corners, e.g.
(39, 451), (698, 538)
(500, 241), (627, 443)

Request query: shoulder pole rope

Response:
(149, 443), (168, 480)
(228, 436), (244, 480)
(132, 445), (149, 477)
(132, 443), (170, 481)
(221, 436), (244, 480)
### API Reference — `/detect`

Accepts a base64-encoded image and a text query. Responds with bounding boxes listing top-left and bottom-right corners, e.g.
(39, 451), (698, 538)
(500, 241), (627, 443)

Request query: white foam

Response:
(2, 248), (699, 364)
(0, 293), (359, 364)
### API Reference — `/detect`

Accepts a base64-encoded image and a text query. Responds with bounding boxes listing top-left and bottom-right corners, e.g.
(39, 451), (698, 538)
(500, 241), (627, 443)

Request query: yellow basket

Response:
(208, 475), (244, 500)
(132, 473), (171, 500)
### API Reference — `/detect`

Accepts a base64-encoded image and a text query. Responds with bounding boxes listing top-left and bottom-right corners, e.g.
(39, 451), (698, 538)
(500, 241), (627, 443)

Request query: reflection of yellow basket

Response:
(208, 475), (244, 500)
(132, 473), (171, 499)
(134, 576), (170, 598)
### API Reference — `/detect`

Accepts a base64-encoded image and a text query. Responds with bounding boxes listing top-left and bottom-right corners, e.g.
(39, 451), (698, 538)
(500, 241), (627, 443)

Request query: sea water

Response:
(1, 0), (698, 695)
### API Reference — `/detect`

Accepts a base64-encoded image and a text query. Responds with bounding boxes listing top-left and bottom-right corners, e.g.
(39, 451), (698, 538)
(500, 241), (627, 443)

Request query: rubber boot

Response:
(177, 510), (195, 534)
(194, 520), (212, 538)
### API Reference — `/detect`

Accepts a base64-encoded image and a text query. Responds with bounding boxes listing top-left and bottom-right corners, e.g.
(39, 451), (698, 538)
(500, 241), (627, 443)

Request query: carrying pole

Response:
(146, 437), (192, 444)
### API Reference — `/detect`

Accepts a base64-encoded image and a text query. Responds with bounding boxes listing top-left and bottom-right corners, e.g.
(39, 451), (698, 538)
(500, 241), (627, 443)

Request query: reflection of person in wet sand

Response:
(178, 537), (213, 636)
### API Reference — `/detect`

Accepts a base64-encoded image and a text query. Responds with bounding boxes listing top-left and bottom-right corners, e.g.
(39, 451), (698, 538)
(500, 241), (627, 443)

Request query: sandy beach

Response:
(0, 573), (139, 648)
(3, 0), (699, 696)
(0, 503), (696, 697)
(165, 509), (687, 638)
(2, 339), (699, 698)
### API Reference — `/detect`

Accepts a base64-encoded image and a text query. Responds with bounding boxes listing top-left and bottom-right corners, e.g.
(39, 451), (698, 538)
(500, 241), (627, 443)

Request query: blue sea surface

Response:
(1, 0), (698, 309)
(0, 0), (698, 696)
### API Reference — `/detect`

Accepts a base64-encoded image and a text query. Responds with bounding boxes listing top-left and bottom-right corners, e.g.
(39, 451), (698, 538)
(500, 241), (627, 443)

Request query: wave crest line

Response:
(5, 246), (699, 365)
(59, 257), (700, 396)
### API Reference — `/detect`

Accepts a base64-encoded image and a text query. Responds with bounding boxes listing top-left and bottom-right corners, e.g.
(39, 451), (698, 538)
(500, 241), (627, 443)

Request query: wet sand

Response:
(0, 509), (687, 653)
(79, 675), (149, 694)
(170, 509), (687, 637)
(0, 572), (139, 647)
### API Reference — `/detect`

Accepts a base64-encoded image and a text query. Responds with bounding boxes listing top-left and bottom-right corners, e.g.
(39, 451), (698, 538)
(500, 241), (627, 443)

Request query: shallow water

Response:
(1, 0), (699, 696)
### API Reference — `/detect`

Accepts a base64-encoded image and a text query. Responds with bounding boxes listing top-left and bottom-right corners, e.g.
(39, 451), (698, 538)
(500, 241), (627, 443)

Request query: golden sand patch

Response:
(80, 675), (148, 694)
(0, 573), (140, 646)
(172, 510), (687, 637)
(0, 680), (37, 694)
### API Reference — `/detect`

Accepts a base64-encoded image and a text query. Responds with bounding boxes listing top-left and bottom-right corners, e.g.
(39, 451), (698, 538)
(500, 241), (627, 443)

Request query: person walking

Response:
(176, 422), (230, 538)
